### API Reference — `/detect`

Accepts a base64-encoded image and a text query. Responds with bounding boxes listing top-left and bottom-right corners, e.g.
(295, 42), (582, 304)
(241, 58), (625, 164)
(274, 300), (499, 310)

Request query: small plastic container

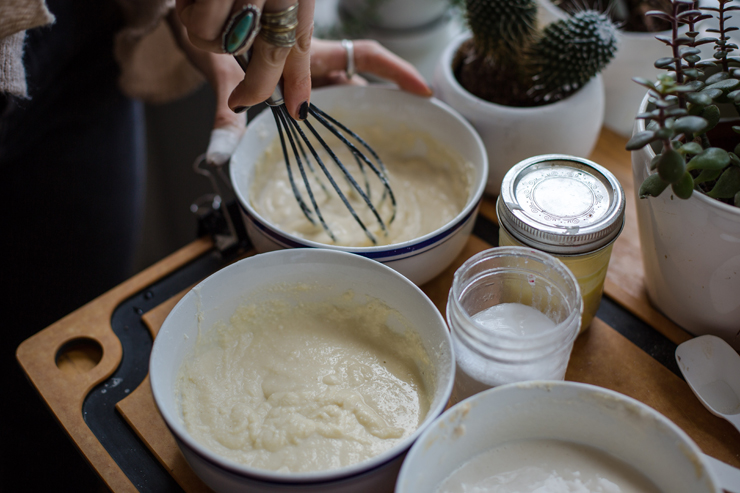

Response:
(447, 247), (583, 404)
(496, 154), (625, 332)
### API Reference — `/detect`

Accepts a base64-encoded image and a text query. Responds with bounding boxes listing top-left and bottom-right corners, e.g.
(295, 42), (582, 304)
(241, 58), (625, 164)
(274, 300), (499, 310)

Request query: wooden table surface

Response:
(16, 128), (740, 492)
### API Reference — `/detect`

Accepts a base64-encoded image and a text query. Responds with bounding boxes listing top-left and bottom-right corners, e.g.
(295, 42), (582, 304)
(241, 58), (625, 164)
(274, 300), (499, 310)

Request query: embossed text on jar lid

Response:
(497, 154), (625, 254)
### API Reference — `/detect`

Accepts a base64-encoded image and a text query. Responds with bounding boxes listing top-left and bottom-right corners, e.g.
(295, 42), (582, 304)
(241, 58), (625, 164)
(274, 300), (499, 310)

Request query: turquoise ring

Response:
(222, 4), (261, 55)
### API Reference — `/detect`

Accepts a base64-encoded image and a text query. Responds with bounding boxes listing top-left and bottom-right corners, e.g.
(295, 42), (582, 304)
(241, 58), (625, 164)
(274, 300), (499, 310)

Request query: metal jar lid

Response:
(497, 154), (625, 254)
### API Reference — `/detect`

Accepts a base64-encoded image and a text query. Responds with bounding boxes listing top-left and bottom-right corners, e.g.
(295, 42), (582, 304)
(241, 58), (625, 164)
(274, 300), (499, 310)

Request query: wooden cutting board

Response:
(16, 128), (740, 493)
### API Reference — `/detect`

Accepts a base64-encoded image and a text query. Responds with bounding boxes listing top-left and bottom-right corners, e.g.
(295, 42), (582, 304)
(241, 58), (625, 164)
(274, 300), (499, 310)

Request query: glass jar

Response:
(496, 154), (625, 332)
(447, 246), (583, 405)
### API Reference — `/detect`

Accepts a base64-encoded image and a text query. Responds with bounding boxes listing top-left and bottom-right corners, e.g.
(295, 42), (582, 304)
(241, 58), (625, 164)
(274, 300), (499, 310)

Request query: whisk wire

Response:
(273, 106), (337, 243)
(285, 115), (331, 199)
(282, 109), (379, 244)
(309, 104), (397, 224)
(301, 114), (389, 241)
(271, 108), (313, 223)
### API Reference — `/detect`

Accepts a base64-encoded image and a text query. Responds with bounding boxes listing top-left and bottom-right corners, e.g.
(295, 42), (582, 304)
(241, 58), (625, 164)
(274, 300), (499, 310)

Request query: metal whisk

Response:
(232, 49), (396, 245)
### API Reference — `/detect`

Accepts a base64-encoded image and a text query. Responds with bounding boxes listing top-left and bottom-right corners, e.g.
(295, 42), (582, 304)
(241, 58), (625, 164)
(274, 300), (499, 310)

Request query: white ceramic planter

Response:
(632, 94), (740, 350)
(433, 33), (605, 196)
(338, 0), (450, 31)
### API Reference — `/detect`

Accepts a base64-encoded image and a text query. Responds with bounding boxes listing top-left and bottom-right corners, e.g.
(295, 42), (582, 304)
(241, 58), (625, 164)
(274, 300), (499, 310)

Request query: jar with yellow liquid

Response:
(496, 155), (625, 332)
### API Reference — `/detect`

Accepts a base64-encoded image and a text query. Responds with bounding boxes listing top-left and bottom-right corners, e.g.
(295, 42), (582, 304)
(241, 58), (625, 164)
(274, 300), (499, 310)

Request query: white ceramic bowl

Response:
(229, 85), (488, 286)
(150, 248), (454, 493)
(397, 381), (721, 493)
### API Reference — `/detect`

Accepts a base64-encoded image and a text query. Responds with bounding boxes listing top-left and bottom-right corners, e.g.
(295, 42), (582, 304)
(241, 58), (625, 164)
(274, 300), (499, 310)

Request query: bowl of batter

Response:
(229, 85), (488, 286)
(149, 248), (454, 493)
(396, 381), (721, 493)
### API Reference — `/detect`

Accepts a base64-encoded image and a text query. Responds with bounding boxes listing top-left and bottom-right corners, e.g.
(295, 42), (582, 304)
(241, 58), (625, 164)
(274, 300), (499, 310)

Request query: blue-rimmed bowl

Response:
(150, 248), (454, 493)
(229, 85), (488, 286)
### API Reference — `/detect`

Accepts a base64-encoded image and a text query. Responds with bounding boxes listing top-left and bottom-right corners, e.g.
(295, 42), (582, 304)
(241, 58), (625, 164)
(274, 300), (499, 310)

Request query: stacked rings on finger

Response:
(259, 2), (299, 48)
(222, 4), (261, 54)
(341, 39), (356, 79)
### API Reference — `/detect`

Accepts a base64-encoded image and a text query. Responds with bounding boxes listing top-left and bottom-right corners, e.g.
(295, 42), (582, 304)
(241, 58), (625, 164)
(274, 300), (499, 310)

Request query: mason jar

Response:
(447, 247), (583, 405)
(496, 154), (625, 332)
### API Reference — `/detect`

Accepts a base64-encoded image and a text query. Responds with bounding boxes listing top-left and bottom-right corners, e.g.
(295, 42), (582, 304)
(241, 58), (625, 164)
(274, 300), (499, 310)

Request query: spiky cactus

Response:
(466, 0), (537, 63)
(530, 10), (619, 102)
(455, 0), (618, 106)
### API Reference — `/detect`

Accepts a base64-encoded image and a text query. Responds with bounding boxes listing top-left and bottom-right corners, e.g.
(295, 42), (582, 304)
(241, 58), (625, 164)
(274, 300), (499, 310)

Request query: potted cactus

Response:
(626, 0), (740, 348)
(433, 0), (618, 194)
(539, 0), (700, 137)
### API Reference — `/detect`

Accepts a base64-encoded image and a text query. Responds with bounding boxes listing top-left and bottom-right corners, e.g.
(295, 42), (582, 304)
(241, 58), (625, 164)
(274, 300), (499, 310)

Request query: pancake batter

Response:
(249, 125), (472, 247)
(177, 288), (432, 473)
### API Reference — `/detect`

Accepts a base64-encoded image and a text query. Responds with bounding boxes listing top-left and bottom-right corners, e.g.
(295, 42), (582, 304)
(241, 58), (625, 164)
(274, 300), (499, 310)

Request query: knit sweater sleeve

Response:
(0, 0), (205, 103)
(0, 0), (55, 97)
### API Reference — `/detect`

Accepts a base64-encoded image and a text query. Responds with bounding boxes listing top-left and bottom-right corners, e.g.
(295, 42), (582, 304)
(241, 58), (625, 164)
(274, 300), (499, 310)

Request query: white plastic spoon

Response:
(676, 334), (740, 492)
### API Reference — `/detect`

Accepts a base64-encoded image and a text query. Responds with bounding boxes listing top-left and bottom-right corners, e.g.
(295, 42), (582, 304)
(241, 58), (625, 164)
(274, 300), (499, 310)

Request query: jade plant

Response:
(453, 0), (619, 106)
(626, 0), (740, 207)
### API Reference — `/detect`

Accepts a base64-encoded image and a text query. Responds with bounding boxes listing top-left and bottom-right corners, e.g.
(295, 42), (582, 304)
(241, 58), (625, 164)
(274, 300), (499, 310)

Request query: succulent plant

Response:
(455, 0), (618, 107)
(626, 0), (740, 207)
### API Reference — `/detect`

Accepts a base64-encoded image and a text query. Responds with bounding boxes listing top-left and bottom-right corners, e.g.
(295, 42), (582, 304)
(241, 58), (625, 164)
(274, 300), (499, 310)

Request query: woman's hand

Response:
(308, 39), (432, 97)
(175, 0), (315, 120)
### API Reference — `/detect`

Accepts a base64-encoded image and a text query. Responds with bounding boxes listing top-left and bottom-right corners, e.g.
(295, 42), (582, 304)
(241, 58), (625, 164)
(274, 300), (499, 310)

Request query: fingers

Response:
(228, 0), (314, 119)
(279, 0), (314, 119)
(310, 39), (432, 97)
(177, 0), (264, 52)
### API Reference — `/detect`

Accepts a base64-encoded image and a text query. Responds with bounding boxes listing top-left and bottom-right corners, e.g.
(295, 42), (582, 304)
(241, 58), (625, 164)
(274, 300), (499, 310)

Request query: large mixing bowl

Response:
(149, 248), (454, 493)
(396, 381), (720, 493)
(229, 85), (488, 286)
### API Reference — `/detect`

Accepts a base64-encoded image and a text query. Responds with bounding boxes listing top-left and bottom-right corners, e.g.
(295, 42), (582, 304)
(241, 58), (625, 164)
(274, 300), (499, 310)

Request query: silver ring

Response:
(342, 39), (356, 79)
(260, 3), (299, 48)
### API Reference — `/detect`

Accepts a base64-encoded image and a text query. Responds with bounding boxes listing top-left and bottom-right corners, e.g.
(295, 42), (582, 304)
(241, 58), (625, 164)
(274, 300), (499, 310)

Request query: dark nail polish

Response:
(298, 101), (308, 120)
(233, 106), (248, 114)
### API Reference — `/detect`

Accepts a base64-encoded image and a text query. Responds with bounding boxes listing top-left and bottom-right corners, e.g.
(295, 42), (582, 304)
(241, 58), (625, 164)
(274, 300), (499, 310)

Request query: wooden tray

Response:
(16, 128), (740, 492)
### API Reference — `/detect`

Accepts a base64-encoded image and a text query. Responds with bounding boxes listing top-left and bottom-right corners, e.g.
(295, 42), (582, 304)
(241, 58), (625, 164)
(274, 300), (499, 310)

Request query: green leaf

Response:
(658, 148), (686, 183)
(633, 77), (656, 89)
(655, 57), (676, 69)
(655, 127), (673, 140)
(626, 130), (657, 150)
(639, 173), (669, 198)
(706, 72), (730, 84)
(707, 79), (740, 92)
(700, 105), (721, 133)
(694, 168), (723, 184)
(679, 142), (703, 155)
(665, 108), (688, 118)
(685, 80), (705, 91)
(701, 88), (723, 99)
(707, 167), (740, 199)
(672, 116), (708, 135)
(735, 191), (740, 207)
(687, 147), (731, 171)
(683, 55), (702, 64)
(683, 68), (701, 79)
(650, 155), (661, 171)
(672, 172), (695, 199)
(730, 152), (740, 167)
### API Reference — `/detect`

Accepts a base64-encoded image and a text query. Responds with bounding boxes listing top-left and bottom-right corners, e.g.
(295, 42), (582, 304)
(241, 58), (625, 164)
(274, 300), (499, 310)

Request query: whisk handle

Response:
(233, 50), (285, 107)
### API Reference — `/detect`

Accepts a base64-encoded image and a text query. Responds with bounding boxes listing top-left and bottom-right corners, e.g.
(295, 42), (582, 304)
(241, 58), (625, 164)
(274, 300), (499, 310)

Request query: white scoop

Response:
(676, 334), (740, 492)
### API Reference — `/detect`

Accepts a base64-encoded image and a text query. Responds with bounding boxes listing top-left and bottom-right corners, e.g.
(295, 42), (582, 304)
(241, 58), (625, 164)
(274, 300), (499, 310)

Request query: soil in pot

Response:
(452, 38), (537, 107)
(553, 0), (679, 32)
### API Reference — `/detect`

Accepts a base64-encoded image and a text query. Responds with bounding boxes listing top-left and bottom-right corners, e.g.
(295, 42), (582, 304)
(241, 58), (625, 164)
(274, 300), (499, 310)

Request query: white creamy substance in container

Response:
(437, 439), (662, 493)
(177, 288), (432, 473)
(249, 125), (473, 247)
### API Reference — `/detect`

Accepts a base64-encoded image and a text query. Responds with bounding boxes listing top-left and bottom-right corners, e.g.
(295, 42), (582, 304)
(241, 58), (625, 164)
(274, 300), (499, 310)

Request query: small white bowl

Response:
(229, 85), (488, 286)
(397, 381), (721, 493)
(150, 248), (454, 493)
